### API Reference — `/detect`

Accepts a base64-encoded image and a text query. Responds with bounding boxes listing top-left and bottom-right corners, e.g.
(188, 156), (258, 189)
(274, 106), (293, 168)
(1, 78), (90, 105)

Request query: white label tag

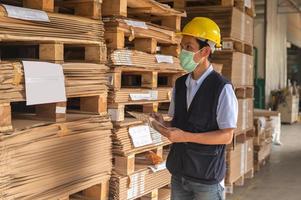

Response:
(108, 108), (124, 121)
(222, 41), (233, 50)
(56, 106), (66, 114)
(124, 19), (148, 29)
(113, 51), (133, 65)
(130, 93), (151, 101)
(3, 4), (50, 22)
(148, 161), (166, 172)
(23, 61), (66, 106)
(129, 125), (153, 147)
(155, 55), (174, 63)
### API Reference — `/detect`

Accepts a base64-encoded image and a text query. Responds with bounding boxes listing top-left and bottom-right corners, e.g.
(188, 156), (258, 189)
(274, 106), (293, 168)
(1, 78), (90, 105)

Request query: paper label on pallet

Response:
(56, 106), (66, 114)
(113, 51), (133, 65)
(244, 0), (252, 8)
(155, 55), (174, 64)
(148, 161), (166, 172)
(23, 61), (66, 106)
(124, 19), (148, 29)
(3, 4), (50, 22)
(129, 125), (153, 147)
(130, 93), (151, 101)
(222, 41), (233, 50)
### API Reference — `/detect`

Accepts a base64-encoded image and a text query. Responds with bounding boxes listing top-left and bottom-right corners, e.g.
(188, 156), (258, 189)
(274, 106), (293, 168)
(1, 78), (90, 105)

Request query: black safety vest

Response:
(167, 70), (231, 184)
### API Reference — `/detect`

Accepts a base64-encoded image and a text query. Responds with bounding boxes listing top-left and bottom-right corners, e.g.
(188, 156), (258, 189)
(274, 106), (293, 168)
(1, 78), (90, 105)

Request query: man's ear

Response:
(201, 46), (211, 58)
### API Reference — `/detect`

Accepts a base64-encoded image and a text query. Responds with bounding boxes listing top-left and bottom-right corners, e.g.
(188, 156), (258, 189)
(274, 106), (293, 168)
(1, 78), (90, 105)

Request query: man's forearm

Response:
(183, 129), (234, 145)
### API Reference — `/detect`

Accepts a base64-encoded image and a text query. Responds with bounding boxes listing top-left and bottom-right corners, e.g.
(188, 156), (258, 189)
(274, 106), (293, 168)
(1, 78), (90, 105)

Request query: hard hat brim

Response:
(177, 32), (222, 48)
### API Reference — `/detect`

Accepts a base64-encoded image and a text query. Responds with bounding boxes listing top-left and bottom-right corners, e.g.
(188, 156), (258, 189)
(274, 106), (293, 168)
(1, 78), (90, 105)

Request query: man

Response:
(151, 17), (238, 200)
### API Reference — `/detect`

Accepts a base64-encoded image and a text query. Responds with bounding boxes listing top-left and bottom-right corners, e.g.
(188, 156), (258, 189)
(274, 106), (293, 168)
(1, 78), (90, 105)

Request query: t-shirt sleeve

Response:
(216, 84), (238, 129)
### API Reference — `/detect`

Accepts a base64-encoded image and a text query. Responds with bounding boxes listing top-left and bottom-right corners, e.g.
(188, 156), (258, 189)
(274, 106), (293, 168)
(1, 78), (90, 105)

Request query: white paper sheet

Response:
(3, 4), (50, 22)
(129, 125), (153, 147)
(148, 161), (166, 172)
(124, 19), (148, 29)
(129, 90), (158, 101)
(130, 93), (151, 101)
(155, 55), (174, 64)
(23, 61), (66, 106)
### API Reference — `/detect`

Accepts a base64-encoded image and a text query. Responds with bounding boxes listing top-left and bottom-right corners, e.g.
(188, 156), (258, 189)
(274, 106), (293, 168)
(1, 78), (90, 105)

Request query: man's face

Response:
(180, 35), (200, 52)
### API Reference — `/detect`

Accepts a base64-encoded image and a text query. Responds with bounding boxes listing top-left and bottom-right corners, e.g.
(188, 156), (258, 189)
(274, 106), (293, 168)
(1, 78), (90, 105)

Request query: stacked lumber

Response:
(0, 114), (112, 200)
(0, 1), (113, 199)
(102, 0), (185, 199)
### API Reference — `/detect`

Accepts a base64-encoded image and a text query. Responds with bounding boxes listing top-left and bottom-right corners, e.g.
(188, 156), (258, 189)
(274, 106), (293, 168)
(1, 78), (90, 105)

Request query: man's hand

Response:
(164, 127), (189, 143)
(151, 119), (189, 143)
(150, 113), (165, 124)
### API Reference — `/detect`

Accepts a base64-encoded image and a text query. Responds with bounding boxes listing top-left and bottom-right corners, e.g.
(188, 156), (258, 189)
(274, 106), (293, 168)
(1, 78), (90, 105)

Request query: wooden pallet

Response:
(63, 179), (110, 200)
(103, 17), (181, 56)
(113, 144), (171, 176)
(0, 41), (106, 63)
(183, 6), (253, 46)
(0, 93), (107, 132)
(136, 185), (171, 200)
(110, 169), (171, 200)
(109, 67), (183, 90)
(225, 174), (245, 194)
(222, 38), (253, 55)
(108, 100), (170, 122)
(157, 0), (256, 17)
(102, 0), (185, 31)
(212, 52), (254, 87)
(1, 0), (103, 19)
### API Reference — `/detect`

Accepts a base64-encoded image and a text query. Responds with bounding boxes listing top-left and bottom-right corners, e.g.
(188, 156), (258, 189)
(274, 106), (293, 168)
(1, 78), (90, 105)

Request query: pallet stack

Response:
(0, 1), (113, 199)
(252, 109), (281, 172)
(155, 0), (256, 196)
(101, 0), (185, 199)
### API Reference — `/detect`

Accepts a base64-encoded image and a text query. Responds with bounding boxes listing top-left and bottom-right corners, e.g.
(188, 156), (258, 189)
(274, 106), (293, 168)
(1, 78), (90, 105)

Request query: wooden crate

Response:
(157, 0), (256, 17)
(277, 95), (299, 124)
(102, 0), (185, 31)
(1, 0), (103, 19)
(183, 6), (253, 45)
(212, 52), (254, 87)
(104, 17), (181, 56)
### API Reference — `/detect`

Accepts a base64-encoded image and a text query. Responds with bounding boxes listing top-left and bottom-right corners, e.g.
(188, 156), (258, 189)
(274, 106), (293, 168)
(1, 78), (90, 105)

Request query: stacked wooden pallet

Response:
(252, 109), (280, 172)
(0, 1), (113, 199)
(102, 0), (185, 199)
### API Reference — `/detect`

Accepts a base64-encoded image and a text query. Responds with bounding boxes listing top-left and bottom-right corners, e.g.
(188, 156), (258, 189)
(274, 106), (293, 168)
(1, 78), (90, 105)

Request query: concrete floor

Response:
(227, 123), (301, 200)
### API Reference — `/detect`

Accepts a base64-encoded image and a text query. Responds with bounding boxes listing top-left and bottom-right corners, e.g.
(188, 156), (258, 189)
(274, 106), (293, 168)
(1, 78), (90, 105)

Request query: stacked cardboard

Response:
(101, 0), (185, 199)
(0, 1), (112, 199)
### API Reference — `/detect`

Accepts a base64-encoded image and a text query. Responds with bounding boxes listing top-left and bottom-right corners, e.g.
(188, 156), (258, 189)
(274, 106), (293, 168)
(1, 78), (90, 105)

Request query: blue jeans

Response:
(171, 175), (224, 200)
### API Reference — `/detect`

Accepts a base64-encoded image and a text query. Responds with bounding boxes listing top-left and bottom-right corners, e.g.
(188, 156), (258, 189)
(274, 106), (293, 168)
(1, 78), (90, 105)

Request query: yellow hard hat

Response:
(179, 17), (222, 48)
